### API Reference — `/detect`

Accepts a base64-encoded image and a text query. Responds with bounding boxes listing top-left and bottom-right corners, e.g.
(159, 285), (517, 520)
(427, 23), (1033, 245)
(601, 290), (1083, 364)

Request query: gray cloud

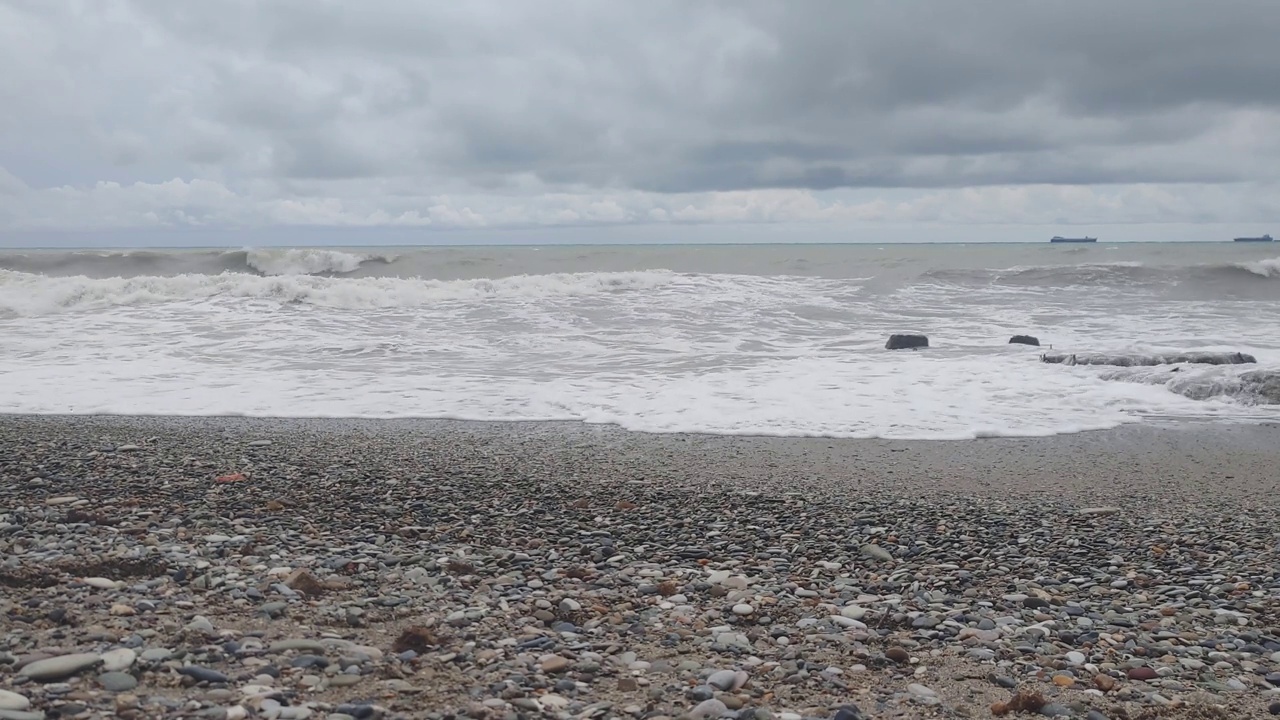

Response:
(0, 0), (1278, 235)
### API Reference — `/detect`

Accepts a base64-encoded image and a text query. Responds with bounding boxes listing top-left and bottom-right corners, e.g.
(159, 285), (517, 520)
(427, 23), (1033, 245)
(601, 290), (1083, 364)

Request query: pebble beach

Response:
(2, 415), (1280, 720)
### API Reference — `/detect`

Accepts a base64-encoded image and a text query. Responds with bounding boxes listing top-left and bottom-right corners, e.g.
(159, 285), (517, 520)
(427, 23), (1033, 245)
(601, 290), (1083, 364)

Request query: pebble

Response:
(178, 666), (229, 683)
(3, 416), (1280, 719)
(99, 648), (137, 672)
(860, 543), (893, 562)
(689, 699), (728, 720)
(0, 692), (29, 712)
(98, 672), (139, 692)
(18, 653), (102, 682)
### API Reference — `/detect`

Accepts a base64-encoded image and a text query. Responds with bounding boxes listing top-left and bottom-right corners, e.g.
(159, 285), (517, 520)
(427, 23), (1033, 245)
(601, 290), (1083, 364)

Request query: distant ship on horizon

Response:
(1233, 234), (1273, 242)
(1050, 236), (1098, 243)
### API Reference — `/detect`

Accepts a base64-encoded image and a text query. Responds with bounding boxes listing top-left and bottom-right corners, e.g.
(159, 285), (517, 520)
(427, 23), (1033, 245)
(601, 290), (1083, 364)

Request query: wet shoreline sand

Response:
(1, 415), (1279, 719)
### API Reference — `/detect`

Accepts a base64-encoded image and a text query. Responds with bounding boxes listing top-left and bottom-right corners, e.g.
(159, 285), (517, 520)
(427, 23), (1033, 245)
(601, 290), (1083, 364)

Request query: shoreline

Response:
(2, 415), (1279, 719)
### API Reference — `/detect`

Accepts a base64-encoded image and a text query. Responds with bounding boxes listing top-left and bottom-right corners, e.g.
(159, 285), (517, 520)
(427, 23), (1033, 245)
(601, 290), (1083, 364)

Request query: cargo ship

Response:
(1233, 234), (1273, 242)
(1050, 236), (1097, 243)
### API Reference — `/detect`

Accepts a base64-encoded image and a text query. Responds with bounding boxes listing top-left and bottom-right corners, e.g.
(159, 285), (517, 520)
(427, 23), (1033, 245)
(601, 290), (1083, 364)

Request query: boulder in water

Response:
(1041, 351), (1256, 367)
(1239, 370), (1280, 404)
(885, 334), (929, 350)
(1009, 335), (1040, 346)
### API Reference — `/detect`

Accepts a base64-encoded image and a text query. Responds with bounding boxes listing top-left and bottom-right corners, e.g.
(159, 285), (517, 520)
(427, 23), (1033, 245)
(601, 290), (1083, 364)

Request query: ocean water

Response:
(2, 242), (1279, 440)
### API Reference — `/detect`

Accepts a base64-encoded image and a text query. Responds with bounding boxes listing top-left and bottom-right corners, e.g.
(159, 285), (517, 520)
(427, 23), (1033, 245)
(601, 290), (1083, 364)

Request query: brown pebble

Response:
(1051, 674), (1074, 687)
(283, 569), (326, 596)
(1094, 674), (1117, 692)
(391, 626), (437, 654)
(885, 647), (911, 664)
(617, 677), (637, 692)
(1127, 666), (1158, 681)
(541, 656), (570, 673)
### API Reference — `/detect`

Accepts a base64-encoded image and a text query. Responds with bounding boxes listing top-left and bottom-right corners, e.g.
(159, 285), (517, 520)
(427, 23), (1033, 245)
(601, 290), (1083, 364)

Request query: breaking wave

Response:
(0, 269), (679, 315)
(0, 247), (399, 277)
(1238, 257), (1280, 278)
(240, 248), (395, 276)
(931, 260), (1279, 285)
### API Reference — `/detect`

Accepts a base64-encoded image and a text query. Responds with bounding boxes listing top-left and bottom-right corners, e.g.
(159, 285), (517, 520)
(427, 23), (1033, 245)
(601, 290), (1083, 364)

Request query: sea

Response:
(2, 242), (1278, 440)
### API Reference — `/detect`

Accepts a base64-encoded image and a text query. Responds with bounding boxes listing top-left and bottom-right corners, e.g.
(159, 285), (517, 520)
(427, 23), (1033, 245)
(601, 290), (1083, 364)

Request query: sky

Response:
(1, 0), (1278, 247)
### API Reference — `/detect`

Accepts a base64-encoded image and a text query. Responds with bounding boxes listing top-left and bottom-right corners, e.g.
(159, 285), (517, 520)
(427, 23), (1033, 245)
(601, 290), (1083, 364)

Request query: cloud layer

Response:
(1, 0), (1278, 238)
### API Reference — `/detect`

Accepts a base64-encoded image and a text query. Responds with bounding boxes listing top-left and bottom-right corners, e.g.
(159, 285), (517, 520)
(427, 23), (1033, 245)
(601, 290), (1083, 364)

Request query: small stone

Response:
(1268, 701), (1280, 715)
(178, 666), (229, 683)
(707, 670), (738, 691)
(541, 656), (571, 674)
(248, 439), (273, 446)
(832, 705), (865, 720)
(689, 699), (728, 720)
(82, 577), (121, 590)
(289, 655), (329, 670)
(98, 672), (139, 692)
(860, 544), (893, 562)
(1093, 674), (1117, 692)
(1065, 651), (1085, 665)
(99, 649), (136, 673)
(1127, 666), (1158, 681)
(19, 653), (102, 682)
(618, 677), (638, 692)
(885, 647), (911, 664)
(732, 604), (755, 616)
(0, 691), (30, 711)
(1078, 506), (1121, 516)
(907, 683), (936, 699)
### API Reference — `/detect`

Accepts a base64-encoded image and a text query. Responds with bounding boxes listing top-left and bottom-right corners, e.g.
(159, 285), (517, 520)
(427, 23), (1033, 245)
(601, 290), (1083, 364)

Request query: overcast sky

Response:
(2, 0), (1278, 246)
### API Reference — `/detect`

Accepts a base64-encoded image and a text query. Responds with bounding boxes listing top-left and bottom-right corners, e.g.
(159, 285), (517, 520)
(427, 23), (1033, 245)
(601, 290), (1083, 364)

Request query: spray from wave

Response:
(1238, 257), (1280, 278)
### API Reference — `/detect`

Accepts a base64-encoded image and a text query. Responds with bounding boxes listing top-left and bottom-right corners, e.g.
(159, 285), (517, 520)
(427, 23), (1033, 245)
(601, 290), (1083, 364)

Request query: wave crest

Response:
(1237, 257), (1280, 278)
(0, 269), (678, 315)
(240, 248), (395, 276)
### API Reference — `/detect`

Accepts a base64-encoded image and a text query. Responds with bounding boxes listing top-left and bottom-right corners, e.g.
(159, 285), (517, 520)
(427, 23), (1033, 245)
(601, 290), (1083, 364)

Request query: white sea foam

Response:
(2, 264), (1279, 440)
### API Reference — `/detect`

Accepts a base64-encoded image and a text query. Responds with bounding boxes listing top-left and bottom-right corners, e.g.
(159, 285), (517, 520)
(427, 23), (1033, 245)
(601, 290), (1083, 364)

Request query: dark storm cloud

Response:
(1, 0), (1279, 207)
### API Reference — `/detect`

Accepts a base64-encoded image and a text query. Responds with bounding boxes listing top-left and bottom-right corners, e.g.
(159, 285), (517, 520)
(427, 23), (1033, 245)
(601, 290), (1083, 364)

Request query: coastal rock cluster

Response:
(2, 416), (1279, 719)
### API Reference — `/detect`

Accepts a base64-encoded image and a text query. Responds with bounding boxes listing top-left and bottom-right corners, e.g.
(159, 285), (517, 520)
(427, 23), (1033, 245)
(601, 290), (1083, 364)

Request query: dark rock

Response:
(1041, 351), (1256, 367)
(833, 705), (866, 720)
(1023, 597), (1051, 609)
(335, 704), (380, 720)
(885, 334), (928, 350)
(1009, 335), (1040, 346)
(290, 654), (329, 669)
(177, 666), (228, 683)
(1268, 701), (1280, 715)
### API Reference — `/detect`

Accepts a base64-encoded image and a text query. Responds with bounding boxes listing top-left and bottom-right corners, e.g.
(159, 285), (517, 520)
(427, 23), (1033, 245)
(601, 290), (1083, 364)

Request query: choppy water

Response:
(2, 242), (1279, 439)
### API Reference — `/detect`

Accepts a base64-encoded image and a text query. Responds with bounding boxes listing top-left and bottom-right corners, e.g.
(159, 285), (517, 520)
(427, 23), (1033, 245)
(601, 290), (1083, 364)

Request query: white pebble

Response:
(732, 603), (754, 616)
(0, 690), (31, 711)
